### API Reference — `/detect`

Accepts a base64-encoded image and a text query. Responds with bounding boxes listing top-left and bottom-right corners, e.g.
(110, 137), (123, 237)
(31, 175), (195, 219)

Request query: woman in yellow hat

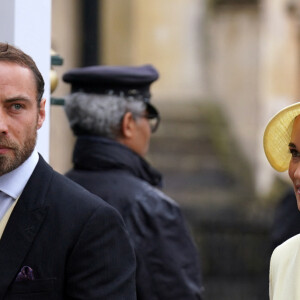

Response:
(264, 102), (300, 299)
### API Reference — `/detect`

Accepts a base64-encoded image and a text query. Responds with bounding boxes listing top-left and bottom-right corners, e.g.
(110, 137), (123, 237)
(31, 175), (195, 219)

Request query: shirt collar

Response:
(0, 150), (39, 199)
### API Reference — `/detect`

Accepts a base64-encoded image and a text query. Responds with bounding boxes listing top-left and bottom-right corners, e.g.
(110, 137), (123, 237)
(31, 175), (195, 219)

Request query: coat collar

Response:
(0, 156), (50, 297)
(73, 136), (163, 187)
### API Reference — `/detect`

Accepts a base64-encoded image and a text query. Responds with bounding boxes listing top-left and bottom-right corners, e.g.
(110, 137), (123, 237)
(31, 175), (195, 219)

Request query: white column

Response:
(0, 0), (52, 161)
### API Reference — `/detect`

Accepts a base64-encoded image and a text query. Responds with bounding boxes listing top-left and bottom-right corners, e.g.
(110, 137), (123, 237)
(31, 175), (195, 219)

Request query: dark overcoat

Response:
(66, 136), (204, 300)
(0, 155), (136, 300)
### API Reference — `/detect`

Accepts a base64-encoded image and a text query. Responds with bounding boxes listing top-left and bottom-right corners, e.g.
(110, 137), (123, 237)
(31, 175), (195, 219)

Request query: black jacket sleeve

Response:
(126, 190), (204, 300)
(65, 204), (137, 300)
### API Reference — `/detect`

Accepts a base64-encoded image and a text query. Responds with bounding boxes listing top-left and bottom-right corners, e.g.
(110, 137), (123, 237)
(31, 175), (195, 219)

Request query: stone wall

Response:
(49, 0), (300, 198)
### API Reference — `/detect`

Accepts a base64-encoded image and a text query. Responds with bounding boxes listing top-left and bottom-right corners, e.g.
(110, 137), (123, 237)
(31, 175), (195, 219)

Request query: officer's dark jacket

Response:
(66, 136), (204, 300)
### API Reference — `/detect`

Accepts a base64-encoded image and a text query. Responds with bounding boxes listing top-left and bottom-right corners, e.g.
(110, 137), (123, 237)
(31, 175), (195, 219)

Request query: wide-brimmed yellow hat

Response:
(263, 102), (300, 172)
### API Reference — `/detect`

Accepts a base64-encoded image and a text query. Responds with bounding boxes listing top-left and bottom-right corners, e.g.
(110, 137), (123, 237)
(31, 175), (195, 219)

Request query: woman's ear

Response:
(121, 112), (135, 138)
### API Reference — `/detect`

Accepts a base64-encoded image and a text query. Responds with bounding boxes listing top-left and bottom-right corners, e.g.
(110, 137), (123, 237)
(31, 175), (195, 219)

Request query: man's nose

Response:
(0, 109), (8, 135)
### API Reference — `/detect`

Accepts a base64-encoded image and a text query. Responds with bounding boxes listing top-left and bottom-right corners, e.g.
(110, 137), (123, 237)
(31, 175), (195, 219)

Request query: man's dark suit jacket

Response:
(0, 156), (136, 299)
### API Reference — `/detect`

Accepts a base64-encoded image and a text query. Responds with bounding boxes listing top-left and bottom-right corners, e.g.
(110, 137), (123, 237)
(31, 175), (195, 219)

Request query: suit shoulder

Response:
(50, 169), (116, 213)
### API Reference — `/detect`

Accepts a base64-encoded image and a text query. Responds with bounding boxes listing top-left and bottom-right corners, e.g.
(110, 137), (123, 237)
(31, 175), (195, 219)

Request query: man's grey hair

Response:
(64, 92), (146, 139)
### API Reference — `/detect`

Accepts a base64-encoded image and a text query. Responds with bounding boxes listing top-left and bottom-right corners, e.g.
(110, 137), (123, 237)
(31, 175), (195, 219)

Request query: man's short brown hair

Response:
(0, 43), (44, 103)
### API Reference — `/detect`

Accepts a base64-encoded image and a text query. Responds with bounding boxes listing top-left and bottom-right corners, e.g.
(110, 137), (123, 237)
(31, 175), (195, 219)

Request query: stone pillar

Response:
(257, 0), (300, 196)
(101, 0), (206, 101)
(50, 0), (82, 173)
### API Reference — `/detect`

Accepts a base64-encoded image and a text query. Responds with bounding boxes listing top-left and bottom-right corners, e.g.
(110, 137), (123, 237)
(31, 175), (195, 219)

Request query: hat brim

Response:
(146, 102), (159, 117)
(263, 102), (300, 172)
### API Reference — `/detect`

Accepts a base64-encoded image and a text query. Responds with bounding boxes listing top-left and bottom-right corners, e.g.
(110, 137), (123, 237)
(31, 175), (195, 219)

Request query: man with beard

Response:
(0, 43), (136, 299)
(63, 65), (204, 299)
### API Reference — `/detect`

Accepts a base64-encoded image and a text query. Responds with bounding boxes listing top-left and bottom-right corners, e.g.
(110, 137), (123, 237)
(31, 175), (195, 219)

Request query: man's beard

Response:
(0, 131), (37, 176)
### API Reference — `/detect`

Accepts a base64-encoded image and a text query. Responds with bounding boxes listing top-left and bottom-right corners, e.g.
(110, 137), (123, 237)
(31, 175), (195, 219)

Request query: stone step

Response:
(161, 168), (255, 205)
(149, 138), (215, 156)
(149, 100), (267, 299)
(154, 100), (211, 120)
(147, 100), (254, 207)
(153, 121), (212, 140)
(148, 153), (221, 172)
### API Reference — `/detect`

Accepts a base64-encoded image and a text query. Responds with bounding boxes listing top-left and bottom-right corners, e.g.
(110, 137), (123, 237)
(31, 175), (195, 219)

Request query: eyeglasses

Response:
(143, 113), (160, 133)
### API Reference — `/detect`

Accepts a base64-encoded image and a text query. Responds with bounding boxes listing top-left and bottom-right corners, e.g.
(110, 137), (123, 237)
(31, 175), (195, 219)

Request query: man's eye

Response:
(12, 104), (23, 110)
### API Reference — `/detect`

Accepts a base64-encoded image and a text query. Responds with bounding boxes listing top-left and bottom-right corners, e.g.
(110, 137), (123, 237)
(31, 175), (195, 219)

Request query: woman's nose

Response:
(293, 162), (300, 179)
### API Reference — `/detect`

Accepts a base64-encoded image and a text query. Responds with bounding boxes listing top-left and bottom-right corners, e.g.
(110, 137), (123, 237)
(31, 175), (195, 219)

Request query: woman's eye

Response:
(290, 149), (299, 157)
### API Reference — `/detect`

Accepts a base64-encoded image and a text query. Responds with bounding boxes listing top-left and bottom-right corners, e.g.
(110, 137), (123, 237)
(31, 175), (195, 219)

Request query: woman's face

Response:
(289, 115), (300, 210)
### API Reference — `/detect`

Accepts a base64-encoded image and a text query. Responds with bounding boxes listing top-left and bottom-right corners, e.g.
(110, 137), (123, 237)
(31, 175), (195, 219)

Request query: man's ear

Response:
(121, 112), (135, 138)
(37, 98), (46, 130)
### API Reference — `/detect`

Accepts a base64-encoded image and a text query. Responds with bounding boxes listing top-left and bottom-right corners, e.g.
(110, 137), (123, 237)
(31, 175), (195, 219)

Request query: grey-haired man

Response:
(64, 65), (204, 300)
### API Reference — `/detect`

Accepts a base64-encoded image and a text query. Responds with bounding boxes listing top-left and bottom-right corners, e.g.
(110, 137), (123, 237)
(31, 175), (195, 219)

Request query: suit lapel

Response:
(0, 156), (51, 298)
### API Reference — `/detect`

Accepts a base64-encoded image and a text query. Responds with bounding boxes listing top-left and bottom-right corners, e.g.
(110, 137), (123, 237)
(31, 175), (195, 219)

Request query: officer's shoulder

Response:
(135, 180), (179, 211)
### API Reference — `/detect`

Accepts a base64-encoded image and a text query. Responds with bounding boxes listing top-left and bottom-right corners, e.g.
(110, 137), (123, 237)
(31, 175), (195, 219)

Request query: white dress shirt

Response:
(0, 150), (39, 221)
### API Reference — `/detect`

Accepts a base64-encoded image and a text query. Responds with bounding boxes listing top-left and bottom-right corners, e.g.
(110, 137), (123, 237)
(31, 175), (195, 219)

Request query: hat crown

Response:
(63, 64), (159, 100)
(263, 102), (300, 172)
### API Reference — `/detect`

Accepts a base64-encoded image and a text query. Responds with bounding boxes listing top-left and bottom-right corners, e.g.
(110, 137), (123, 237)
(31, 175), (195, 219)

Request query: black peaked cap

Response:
(63, 64), (159, 102)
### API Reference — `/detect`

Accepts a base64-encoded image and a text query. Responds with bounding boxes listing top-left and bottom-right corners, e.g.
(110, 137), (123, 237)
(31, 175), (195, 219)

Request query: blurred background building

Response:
(51, 0), (300, 298)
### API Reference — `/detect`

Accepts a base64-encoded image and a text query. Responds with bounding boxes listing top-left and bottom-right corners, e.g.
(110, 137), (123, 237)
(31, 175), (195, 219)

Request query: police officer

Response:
(63, 64), (204, 300)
